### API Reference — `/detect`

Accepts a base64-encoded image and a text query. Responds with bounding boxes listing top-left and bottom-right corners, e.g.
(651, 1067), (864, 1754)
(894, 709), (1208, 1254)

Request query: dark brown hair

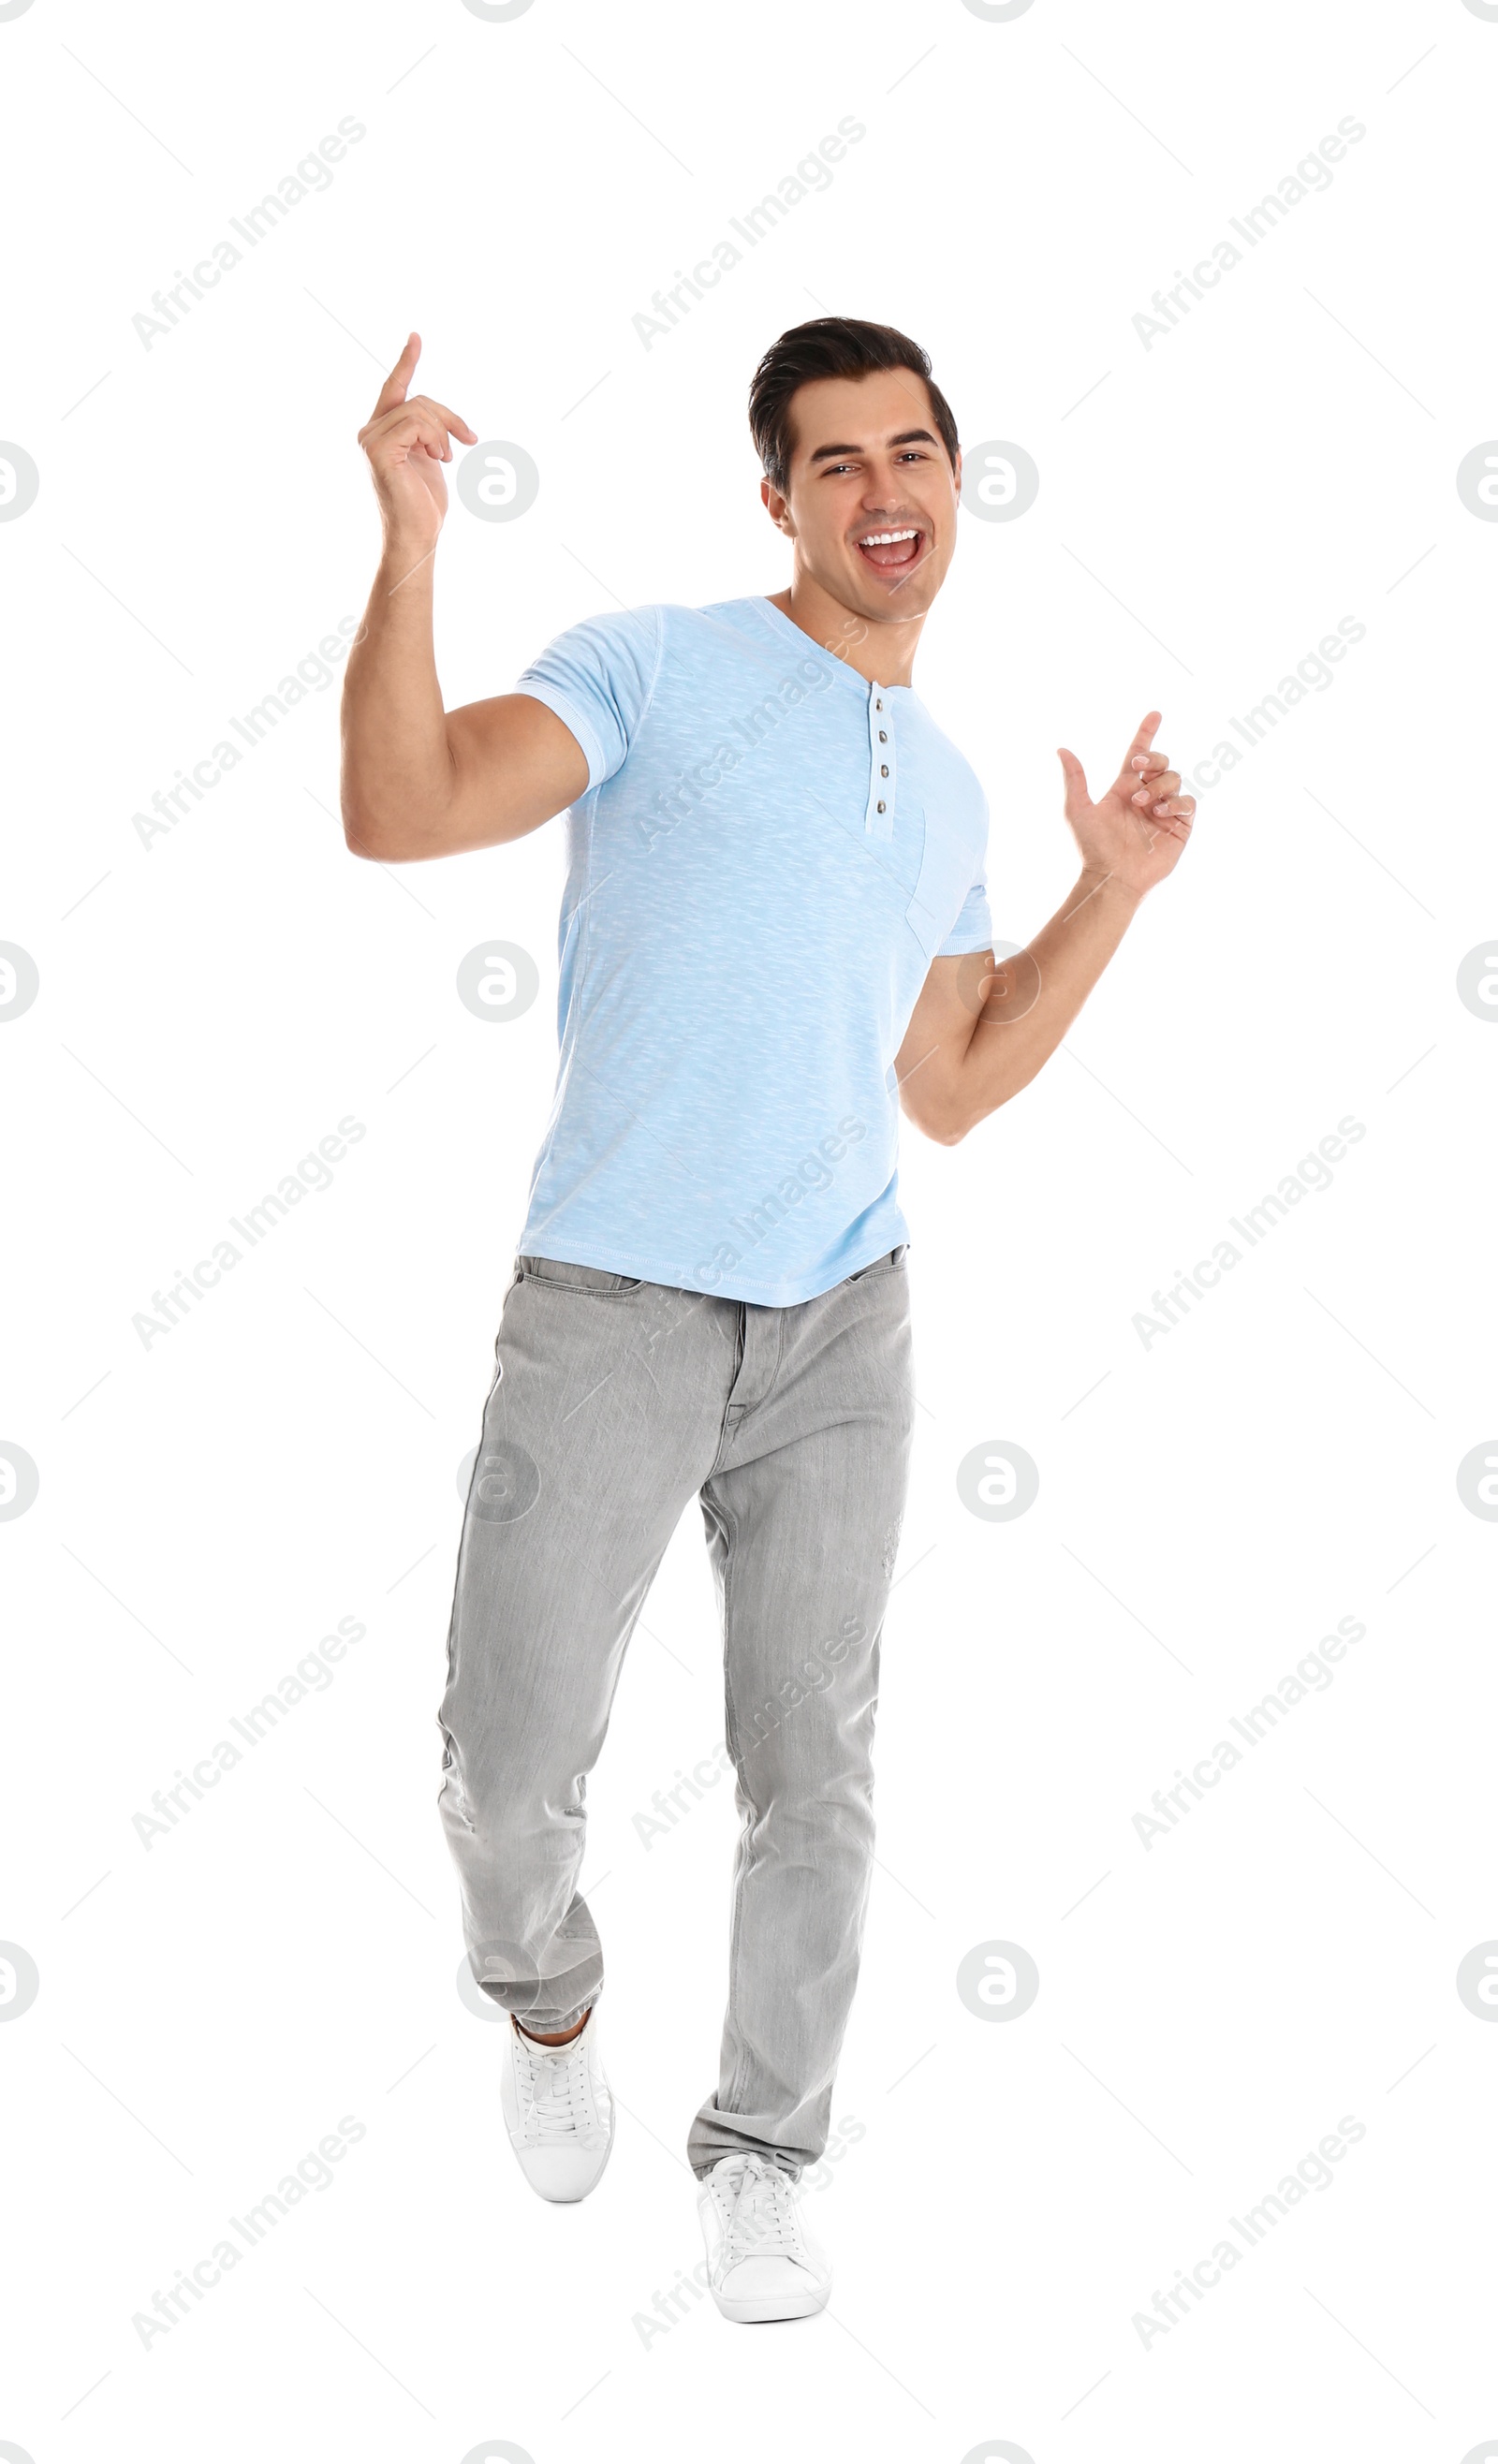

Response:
(747, 317), (960, 495)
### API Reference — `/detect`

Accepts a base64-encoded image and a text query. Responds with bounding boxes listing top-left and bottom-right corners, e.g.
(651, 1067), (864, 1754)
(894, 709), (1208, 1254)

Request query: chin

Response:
(859, 577), (940, 623)
(846, 557), (946, 620)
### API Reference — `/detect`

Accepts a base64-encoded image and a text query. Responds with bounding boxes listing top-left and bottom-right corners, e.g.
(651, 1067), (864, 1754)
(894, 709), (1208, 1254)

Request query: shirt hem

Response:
(513, 681), (609, 789)
(512, 1231), (910, 1308)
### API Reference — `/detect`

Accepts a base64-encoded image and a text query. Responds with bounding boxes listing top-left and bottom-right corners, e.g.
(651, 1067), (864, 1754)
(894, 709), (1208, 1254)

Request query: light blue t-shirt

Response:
(513, 594), (992, 1305)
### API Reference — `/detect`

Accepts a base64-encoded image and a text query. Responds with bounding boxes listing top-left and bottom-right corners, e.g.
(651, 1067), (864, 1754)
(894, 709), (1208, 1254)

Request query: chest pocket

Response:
(904, 805), (984, 961)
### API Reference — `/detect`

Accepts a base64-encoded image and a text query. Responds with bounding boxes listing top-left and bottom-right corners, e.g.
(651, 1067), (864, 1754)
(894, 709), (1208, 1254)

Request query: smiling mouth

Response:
(854, 525), (923, 574)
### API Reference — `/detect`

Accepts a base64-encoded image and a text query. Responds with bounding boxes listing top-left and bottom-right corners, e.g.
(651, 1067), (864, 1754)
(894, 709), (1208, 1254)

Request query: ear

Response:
(760, 475), (794, 535)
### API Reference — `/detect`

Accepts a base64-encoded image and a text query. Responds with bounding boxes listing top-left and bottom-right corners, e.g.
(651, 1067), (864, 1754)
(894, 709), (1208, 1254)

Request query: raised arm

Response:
(896, 713), (1195, 1144)
(339, 333), (588, 863)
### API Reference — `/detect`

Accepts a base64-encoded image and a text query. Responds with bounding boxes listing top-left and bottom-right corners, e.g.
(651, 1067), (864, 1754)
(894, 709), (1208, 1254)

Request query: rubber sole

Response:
(710, 2277), (831, 2325)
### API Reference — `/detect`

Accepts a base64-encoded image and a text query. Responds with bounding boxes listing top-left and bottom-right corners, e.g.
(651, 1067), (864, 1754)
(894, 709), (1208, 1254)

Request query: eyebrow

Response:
(807, 427), (940, 466)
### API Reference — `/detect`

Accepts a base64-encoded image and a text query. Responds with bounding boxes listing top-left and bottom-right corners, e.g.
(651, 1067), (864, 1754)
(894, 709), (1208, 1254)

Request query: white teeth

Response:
(859, 528), (918, 547)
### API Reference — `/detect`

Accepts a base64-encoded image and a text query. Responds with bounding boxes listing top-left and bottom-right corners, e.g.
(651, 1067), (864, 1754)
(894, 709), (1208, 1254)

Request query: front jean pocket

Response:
(846, 1246), (908, 1283)
(516, 1254), (645, 1295)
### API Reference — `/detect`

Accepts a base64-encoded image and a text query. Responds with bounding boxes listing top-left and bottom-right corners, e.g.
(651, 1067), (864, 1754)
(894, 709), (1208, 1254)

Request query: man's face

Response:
(763, 367), (962, 626)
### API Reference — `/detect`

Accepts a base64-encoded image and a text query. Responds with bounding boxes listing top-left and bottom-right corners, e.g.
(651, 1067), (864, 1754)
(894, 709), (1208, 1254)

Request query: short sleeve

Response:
(514, 606), (663, 791)
(937, 875), (994, 958)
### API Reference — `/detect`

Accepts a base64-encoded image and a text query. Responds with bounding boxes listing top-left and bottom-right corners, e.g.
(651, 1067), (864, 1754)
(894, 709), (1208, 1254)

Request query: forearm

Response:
(953, 867), (1141, 1131)
(339, 538), (456, 857)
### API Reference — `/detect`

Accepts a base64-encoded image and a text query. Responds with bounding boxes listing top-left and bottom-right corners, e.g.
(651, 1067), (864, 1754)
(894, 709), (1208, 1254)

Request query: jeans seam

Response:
(435, 1329), (511, 1831)
(705, 1303), (745, 1478)
(715, 1484), (751, 2120)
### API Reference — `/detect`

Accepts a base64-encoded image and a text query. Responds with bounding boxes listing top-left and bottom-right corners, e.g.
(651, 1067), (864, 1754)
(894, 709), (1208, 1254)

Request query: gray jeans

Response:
(436, 1245), (915, 2178)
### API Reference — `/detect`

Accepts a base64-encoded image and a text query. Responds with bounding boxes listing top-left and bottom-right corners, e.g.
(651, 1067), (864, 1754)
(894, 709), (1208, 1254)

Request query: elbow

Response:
(339, 782), (380, 858)
(903, 1095), (974, 1148)
(340, 788), (404, 862)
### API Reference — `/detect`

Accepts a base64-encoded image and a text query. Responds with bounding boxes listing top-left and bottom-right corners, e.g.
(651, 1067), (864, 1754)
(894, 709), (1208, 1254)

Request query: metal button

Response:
(880, 764), (889, 777)
(878, 730), (888, 742)
(876, 799), (886, 814)
(875, 698), (883, 711)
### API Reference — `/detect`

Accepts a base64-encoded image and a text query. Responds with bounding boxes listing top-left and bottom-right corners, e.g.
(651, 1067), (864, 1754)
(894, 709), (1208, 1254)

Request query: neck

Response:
(770, 569), (927, 689)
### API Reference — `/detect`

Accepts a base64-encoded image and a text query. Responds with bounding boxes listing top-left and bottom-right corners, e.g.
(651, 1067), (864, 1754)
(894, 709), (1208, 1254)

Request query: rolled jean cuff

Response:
(479, 1979), (599, 2036)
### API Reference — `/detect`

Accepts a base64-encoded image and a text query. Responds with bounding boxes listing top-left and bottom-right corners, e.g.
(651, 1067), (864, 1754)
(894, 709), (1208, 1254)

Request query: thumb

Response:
(1056, 745), (1088, 810)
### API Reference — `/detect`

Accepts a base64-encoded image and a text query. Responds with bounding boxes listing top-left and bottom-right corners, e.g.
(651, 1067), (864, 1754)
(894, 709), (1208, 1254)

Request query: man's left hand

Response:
(1056, 711), (1196, 900)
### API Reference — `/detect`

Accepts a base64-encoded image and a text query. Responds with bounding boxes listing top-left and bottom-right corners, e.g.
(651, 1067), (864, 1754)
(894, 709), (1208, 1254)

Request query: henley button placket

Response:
(863, 682), (895, 841)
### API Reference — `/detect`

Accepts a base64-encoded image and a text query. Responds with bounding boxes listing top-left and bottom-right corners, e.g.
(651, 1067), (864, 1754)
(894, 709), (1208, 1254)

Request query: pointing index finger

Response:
(370, 330), (420, 421)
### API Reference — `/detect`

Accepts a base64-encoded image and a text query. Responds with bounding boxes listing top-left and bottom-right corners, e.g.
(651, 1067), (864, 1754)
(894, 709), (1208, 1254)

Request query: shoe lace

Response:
(516, 2035), (599, 2144)
(721, 2154), (804, 2260)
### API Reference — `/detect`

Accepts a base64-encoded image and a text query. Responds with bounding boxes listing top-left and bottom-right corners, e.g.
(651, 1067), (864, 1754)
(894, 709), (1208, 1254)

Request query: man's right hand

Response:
(341, 330), (589, 861)
(357, 331), (477, 557)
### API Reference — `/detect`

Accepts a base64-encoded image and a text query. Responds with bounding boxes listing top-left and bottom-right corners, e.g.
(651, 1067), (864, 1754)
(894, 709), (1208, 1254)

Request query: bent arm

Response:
(338, 549), (587, 861)
(896, 869), (1141, 1144)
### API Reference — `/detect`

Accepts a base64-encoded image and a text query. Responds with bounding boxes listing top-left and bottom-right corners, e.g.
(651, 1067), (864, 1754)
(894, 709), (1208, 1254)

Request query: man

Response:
(340, 317), (1193, 2324)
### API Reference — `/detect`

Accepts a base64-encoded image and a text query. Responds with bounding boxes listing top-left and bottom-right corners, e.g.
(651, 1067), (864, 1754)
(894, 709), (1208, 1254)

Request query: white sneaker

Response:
(697, 2151), (831, 2322)
(500, 2007), (614, 2203)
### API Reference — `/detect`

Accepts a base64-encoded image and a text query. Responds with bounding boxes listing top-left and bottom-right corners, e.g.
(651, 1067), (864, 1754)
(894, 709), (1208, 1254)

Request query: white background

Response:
(3, 0), (1496, 2457)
